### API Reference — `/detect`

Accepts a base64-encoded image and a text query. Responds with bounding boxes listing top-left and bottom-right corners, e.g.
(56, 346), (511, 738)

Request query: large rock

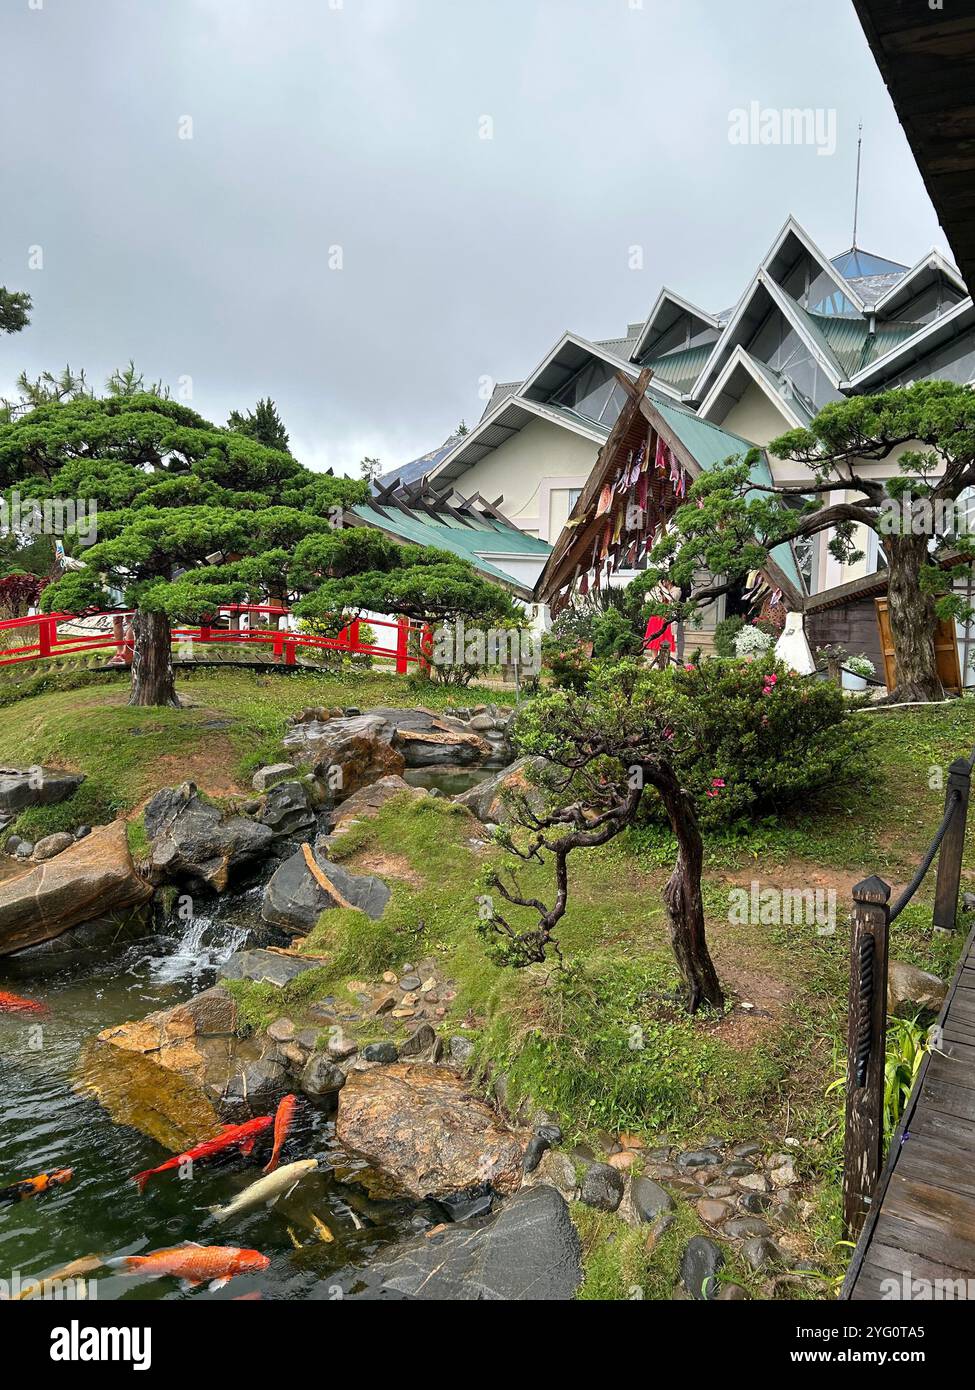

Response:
(454, 757), (548, 825)
(261, 844), (391, 933)
(218, 947), (323, 988)
(328, 1184), (582, 1301)
(336, 1062), (524, 1198)
(281, 714), (405, 800)
(888, 959), (947, 1017)
(143, 782), (274, 891)
(0, 766), (84, 813)
(79, 984), (287, 1150)
(328, 775), (427, 832)
(254, 780), (316, 838)
(0, 820), (152, 956)
(282, 707), (510, 790)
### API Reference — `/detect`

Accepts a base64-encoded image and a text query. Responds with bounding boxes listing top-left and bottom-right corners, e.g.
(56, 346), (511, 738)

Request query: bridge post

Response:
(37, 615), (54, 658)
(348, 619), (360, 653)
(843, 875), (890, 1240)
(395, 616), (409, 675)
(933, 757), (971, 933)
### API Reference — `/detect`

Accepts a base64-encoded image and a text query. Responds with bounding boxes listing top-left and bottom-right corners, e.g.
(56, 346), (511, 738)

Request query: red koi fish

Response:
(109, 1243), (269, 1291)
(262, 1094), (297, 1175)
(0, 1167), (73, 1205)
(0, 990), (48, 1016)
(131, 1116), (273, 1193)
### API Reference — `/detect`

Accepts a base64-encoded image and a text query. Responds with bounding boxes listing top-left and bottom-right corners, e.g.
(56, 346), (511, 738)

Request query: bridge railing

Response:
(0, 607), (433, 675)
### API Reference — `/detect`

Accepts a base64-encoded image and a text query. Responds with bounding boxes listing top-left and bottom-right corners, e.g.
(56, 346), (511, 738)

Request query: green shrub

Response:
(713, 615), (746, 658)
(541, 632), (591, 691)
(646, 658), (873, 829)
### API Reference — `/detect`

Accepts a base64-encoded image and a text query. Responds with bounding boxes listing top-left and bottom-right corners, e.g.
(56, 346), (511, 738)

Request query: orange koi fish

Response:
(131, 1116), (273, 1193)
(0, 1167), (73, 1205)
(262, 1094), (297, 1175)
(109, 1243), (269, 1291)
(0, 990), (48, 1016)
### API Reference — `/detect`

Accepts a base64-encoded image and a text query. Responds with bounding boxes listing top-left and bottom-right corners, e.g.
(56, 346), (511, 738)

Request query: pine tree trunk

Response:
(656, 773), (724, 1012)
(129, 610), (179, 708)
(884, 534), (944, 702)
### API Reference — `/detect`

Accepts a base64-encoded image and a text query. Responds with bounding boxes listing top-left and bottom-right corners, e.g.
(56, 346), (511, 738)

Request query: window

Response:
(551, 362), (628, 427)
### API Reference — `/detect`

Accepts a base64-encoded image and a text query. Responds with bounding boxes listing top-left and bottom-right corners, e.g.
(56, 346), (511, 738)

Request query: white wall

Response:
(445, 416), (600, 540)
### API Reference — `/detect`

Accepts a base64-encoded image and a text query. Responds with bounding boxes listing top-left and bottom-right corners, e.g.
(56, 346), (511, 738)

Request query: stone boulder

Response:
(0, 766), (84, 814)
(254, 780), (316, 838)
(143, 782), (274, 891)
(328, 775), (427, 832)
(251, 763), (297, 792)
(32, 831), (76, 861)
(282, 714), (406, 799)
(888, 959), (947, 1017)
(336, 1062), (524, 1198)
(79, 984), (288, 1151)
(218, 947), (324, 988)
(327, 1184), (582, 1301)
(282, 707), (511, 786)
(454, 757), (548, 825)
(261, 844), (391, 933)
(0, 820), (152, 957)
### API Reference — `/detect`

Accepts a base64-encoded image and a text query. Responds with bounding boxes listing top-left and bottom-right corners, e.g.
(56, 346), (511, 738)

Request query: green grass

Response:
(0, 665), (514, 837)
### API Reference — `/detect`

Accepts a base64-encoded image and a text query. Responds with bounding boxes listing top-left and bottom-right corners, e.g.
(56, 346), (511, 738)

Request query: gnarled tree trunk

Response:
(884, 534), (944, 702)
(129, 610), (179, 708)
(655, 771), (724, 1012)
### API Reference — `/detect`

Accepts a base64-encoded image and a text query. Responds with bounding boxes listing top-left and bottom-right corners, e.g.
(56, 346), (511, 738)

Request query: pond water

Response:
(0, 878), (424, 1302)
(402, 765), (493, 796)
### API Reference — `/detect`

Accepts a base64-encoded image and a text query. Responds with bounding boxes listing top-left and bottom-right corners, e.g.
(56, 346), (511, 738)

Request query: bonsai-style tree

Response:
(0, 392), (524, 705)
(0, 393), (368, 706)
(291, 527), (523, 682)
(483, 662), (723, 1013)
(634, 381), (975, 702)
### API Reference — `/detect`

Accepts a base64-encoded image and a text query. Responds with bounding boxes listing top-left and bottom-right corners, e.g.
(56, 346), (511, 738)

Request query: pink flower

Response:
(684, 663), (695, 671)
(711, 778), (725, 787)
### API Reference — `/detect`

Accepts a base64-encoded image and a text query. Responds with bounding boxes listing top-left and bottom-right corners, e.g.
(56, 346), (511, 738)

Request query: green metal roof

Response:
(800, 308), (923, 377)
(649, 397), (804, 593)
(351, 501), (552, 589)
(646, 343), (713, 392)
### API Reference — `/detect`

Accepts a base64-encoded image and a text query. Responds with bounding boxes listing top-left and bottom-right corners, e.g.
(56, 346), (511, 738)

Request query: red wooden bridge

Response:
(0, 605), (434, 674)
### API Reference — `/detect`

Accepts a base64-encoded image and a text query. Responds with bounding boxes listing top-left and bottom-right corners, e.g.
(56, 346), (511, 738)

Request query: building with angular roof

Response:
(396, 214), (972, 655)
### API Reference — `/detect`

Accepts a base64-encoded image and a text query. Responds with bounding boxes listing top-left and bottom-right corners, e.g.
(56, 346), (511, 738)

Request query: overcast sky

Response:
(0, 0), (950, 478)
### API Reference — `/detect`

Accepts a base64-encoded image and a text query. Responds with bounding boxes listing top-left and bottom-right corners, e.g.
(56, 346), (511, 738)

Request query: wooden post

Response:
(843, 875), (890, 1240)
(933, 757), (971, 933)
(395, 616), (410, 675)
(37, 615), (53, 658)
(348, 618), (360, 653)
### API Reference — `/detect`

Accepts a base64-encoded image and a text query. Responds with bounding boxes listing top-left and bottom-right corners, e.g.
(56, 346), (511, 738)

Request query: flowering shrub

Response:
(846, 654), (876, 679)
(541, 634), (591, 692)
(733, 623), (774, 660)
(639, 658), (873, 828)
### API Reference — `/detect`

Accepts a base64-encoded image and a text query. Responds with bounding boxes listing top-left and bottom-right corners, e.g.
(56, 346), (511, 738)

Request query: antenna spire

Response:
(852, 121), (863, 252)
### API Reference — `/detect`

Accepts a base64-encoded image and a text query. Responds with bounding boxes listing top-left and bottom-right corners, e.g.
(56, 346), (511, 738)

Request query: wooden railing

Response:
(0, 606), (434, 675)
(842, 750), (973, 1237)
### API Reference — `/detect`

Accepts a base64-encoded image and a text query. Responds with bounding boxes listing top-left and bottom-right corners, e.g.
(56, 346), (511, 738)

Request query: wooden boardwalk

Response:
(843, 920), (975, 1299)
